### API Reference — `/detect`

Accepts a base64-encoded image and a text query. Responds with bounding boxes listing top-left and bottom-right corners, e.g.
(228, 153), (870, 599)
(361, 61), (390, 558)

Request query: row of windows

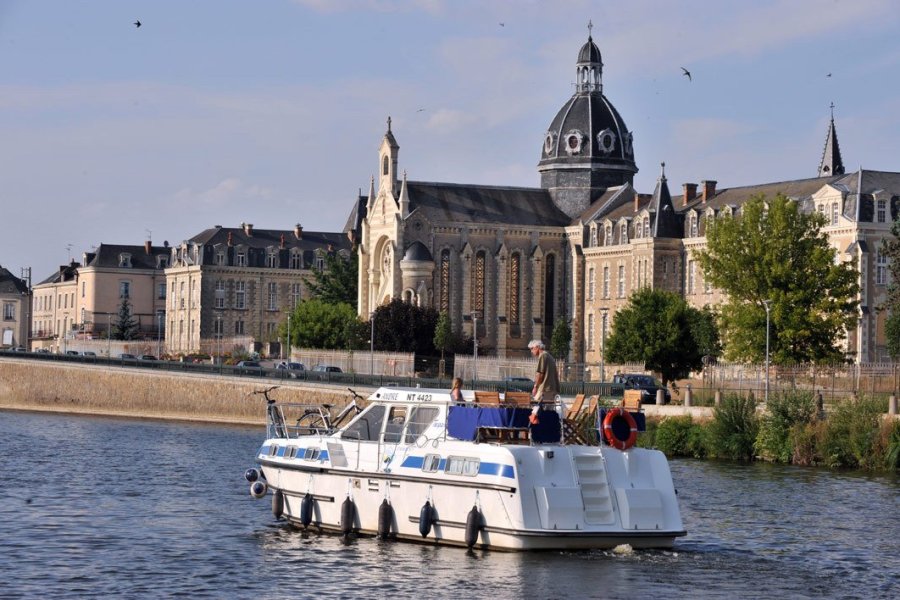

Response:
(212, 248), (326, 270)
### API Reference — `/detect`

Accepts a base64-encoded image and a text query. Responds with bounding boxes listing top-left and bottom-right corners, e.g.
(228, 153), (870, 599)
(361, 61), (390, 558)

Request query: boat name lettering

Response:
(403, 392), (433, 402)
(382, 392), (399, 401)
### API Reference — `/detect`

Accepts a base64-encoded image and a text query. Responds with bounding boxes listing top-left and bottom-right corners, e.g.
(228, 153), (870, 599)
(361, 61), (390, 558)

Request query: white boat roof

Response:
(368, 386), (459, 404)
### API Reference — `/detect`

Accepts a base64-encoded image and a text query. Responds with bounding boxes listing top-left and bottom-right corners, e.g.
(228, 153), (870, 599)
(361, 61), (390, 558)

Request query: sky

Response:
(2, 0), (900, 283)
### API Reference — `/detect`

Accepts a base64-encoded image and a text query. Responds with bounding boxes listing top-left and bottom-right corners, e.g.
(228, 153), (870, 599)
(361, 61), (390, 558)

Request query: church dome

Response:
(538, 33), (637, 184)
(402, 241), (433, 262)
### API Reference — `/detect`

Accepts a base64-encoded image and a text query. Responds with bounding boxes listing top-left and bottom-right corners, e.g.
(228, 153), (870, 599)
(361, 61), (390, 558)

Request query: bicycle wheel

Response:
(296, 411), (329, 435)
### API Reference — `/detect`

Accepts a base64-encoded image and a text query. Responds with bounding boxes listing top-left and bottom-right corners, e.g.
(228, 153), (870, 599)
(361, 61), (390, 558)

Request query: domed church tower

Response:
(539, 24), (638, 218)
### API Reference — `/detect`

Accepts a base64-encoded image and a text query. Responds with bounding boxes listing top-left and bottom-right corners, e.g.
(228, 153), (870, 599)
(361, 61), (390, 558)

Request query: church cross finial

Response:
(587, 19), (593, 39)
(387, 116), (392, 132)
(830, 102), (835, 120)
(660, 161), (666, 177)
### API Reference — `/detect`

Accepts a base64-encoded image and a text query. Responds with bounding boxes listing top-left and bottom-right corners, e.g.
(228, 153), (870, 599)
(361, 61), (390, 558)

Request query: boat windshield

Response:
(341, 404), (386, 441)
(404, 405), (440, 443)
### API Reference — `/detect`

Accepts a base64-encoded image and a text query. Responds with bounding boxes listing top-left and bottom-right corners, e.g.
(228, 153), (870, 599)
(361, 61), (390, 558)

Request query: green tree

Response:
(433, 312), (452, 362)
(304, 251), (358, 307)
(550, 319), (571, 360)
(604, 288), (705, 385)
(688, 304), (722, 360)
(880, 219), (900, 358)
(289, 299), (364, 350)
(373, 298), (439, 354)
(112, 298), (139, 340)
(695, 194), (859, 363)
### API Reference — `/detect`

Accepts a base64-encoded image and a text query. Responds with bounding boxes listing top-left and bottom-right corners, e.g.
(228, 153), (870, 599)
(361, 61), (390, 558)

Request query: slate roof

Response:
(0, 266), (29, 294)
(833, 170), (900, 223)
(406, 181), (570, 227)
(82, 244), (170, 270)
(683, 176), (841, 213)
(36, 262), (79, 286)
(189, 226), (349, 252)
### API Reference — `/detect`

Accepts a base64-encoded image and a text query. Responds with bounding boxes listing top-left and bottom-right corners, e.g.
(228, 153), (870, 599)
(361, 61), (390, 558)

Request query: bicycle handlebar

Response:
(347, 387), (364, 401)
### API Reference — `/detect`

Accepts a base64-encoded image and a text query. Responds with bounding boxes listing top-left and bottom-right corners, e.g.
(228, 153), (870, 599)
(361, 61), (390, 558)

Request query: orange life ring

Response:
(602, 407), (638, 450)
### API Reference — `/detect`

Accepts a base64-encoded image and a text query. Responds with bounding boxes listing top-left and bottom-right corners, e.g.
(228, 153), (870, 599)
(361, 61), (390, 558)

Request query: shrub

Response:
(873, 418), (900, 472)
(789, 421), (825, 466)
(755, 391), (817, 463)
(636, 418), (658, 449)
(820, 397), (884, 469)
(707, 394), (758, 460)
(655, 416), (708, 458)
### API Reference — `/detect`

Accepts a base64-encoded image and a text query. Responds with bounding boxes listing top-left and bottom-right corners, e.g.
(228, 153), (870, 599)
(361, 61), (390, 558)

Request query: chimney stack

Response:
(634, 192), (641, 212)
(144, 240), (152, 254)
(701, 180), (717, 204)
(242, 222), (253, 236)
(683, 183), (698, 206)
(294, 223), (303, 239)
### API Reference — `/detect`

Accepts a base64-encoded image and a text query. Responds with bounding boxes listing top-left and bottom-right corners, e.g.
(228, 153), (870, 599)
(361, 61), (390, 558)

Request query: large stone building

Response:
(165, 223), (350, 355)
(0, 265), (31, 348)
(31, 242), (170, 352)
(351, 31), (900, 365)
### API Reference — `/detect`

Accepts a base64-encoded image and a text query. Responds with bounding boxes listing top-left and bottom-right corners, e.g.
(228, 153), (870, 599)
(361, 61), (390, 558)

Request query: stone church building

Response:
(351, 32), (900, 365)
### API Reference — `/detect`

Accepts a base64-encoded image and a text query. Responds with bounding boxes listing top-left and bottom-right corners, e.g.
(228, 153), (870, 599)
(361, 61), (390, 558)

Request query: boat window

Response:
(445, 456), (480, 477)
(303, 447), (320, 460)
(404, 406), (439, 444)
(286, 446), (297, 458)
(269, 445), (279, 457)
(422, 454), (441, 473)
(341, 405), (386, 442)
(383, 406), (408, 443)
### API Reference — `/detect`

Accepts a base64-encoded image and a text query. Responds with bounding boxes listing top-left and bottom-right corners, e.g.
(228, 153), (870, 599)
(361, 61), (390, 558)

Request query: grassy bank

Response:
(637, 392), (900, 472)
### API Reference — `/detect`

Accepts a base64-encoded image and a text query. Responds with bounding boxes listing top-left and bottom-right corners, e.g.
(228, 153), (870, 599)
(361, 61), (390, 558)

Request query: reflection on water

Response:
(0, 410), (896, 599)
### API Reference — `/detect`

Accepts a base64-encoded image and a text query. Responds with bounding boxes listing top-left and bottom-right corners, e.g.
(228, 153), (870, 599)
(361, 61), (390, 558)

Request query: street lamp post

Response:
(599, 308), (608, 382)
(157, 313), (162, 359)
(472, 312), (481, 388)
(370, 312), (375, 375)
(107, 313), (111, 357)
(763, 300), (771, 403)
(286, 312), (292, 362)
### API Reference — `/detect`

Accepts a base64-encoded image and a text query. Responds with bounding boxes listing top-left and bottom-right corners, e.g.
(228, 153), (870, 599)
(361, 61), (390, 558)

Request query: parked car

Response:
(119, 353), (137, 360)
(312, 365), (342, 373)
(64, 350), (80, 356)
(275, 361), (306, 378)
(11, 346), (27, 353)
(35, 348), (51, 354)
(236, 360), (265, 376)
(502, 376), (534, 392)
(138, 354), (157, 361)
(612, 373), (671, 404)
(81, 351), (97, 357)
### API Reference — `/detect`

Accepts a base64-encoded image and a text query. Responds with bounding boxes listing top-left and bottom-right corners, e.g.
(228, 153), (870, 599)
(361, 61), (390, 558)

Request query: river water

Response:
(0, 410), (896, 599)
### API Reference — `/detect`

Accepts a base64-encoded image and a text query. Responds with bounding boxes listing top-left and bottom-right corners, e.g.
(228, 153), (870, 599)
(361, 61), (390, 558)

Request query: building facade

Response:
(351, 32), (900, 366)
(31, 242), (170, 352)
(165, 223), (350, 355)
(0, 265), (31, 349)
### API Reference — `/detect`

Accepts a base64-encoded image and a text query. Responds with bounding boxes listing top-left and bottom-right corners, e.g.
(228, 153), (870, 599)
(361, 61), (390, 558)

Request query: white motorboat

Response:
(246, 387), (686, 551)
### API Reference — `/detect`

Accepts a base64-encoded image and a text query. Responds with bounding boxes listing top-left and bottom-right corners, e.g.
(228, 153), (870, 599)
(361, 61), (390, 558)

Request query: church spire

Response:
(818, 103), (844, 177)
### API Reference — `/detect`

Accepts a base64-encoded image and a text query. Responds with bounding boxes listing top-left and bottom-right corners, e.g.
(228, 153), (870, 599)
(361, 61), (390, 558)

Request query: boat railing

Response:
(267, 402), (341, 439)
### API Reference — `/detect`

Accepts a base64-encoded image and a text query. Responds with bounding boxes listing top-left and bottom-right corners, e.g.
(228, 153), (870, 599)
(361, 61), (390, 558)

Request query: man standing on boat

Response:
(528, 340), (560, 424)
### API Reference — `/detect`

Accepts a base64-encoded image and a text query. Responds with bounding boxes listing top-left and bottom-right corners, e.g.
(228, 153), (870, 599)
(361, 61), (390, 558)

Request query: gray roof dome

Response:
(403, 241), (433, 262)
(577, 35), (602, 66)
(538, 34), (637, 183)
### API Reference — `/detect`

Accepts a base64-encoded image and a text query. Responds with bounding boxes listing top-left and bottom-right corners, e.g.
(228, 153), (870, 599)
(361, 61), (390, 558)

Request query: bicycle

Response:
(250, 386), (288, 437)
(295, 388), (366, 434)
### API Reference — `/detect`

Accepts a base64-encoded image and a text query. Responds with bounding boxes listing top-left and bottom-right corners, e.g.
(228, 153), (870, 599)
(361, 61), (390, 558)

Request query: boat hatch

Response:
(615, 488), (664, 529)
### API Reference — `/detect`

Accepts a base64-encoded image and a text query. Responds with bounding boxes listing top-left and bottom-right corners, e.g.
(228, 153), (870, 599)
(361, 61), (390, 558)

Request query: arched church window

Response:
(544, 254), (555, 334)
(473, 251), (486, 337)
(509, 253), (521, 336)
(644, 218), (650, 238)
(382, 155), (389, 176)
(440, 249), (450, 313)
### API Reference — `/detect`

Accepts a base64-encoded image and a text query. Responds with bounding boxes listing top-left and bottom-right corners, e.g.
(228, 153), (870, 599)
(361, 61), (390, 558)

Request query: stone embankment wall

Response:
(0, 360), (349, 425)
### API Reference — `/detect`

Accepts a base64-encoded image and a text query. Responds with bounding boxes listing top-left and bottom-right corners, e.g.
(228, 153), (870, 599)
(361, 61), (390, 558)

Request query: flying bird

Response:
(499, 22), (505, 27)
(134, 20), (141, 28)
(416, 108), (425, 112)
(681, 67), (691, 81)
(826, 73), (832, 77)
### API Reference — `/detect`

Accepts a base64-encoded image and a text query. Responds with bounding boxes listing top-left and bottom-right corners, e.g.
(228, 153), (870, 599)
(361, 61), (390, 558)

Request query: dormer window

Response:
(590, 226), (598, 247)
(156, 255), (169, 269)
(605, 225), (611, 246)
(290, 250), (302, 269)
(877, 199), (886, 223)
(643, 218), (650, 238)
(564, 129), (584, 156)
(236, 247), (247, 267)
(266, 248), (278, 268)
(620, 223), (627, 244)
(119, 253), (132, 268)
